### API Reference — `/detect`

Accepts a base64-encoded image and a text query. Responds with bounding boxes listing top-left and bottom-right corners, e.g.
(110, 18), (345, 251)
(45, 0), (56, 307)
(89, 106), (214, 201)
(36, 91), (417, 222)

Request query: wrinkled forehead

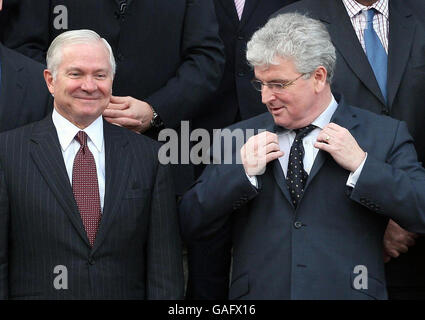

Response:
(59, 42), (112, 70)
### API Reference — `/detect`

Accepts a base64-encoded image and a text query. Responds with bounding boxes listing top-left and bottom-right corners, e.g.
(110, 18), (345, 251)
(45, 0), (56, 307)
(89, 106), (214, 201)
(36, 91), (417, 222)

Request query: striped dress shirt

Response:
(342, 0), (389, 54)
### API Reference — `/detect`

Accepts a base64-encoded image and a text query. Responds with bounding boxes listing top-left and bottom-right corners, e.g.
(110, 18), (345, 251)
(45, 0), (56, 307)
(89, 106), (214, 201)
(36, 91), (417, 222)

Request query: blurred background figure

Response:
(0, 0), (51, 133)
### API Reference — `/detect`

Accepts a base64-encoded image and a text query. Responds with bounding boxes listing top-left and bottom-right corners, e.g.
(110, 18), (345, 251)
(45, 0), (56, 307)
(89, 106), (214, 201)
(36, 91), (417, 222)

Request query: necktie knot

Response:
(366, 9), (375, 27)
(75, 131), (88, 148)
(294, 124), (316, 140)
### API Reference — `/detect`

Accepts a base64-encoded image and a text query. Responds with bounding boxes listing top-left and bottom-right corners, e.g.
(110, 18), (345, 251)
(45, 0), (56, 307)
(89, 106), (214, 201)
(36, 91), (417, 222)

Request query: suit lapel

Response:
(322, 1), (386, 105)
(30, 115), (90, 246)
(238, 0), (260, 30)
(305, 98), (360, 190)
(91, 121), (131, 254)
(387, 2), (415, 109)
(0, 45), (26, 132)
(266, 121), (293, 206)
(218, 0), (240, 28)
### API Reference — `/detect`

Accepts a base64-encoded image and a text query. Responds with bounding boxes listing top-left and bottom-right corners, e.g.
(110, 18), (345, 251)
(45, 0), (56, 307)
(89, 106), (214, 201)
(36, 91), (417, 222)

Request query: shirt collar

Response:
(52, 108), (104, 152)
(275, 94), (338, 134)
(310, 94), (338, 130)
(342, 0), (389, 20)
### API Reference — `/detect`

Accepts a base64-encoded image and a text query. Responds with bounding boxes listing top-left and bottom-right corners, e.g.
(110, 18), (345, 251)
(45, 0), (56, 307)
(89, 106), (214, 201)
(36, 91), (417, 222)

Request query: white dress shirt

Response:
(247, 95), (367, 188)
(52, 109), (106, 211)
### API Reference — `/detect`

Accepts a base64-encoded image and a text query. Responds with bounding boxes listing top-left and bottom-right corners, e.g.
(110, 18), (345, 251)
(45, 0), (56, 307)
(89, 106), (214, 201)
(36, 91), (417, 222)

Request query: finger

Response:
(314, 141), (332, 152)
(316, 132), (331, 144)
(395, 244), (409, 253)
(103, 108), (131, 118)
(404, 237), (416, 247)
(110, 95), (131, 104)
(388, 249), (400, 258)
(265, 150), (284, 164)
(106, 102), (129, 110)
(257, 131), (279, 145)
(103, 116), (141, 128)
(264, 142), (281, 155)
(325, 123), (344, 132)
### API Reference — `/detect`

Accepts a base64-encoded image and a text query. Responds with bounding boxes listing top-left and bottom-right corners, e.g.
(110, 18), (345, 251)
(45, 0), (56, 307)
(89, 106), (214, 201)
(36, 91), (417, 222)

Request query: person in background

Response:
(0, 0), (51, 132)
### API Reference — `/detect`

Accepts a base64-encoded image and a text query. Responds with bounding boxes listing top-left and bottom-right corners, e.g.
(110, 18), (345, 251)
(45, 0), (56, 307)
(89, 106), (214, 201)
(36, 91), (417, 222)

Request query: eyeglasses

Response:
(251, 73), (307, 93)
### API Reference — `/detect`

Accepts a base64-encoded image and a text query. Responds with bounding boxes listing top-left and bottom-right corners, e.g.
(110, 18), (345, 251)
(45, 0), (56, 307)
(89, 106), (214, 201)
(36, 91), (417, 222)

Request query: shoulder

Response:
(104, 121), (162, 156)
(226, 112), (273, 131)
(1, 44), (46, 73)
(344, 104), (405, 139)
(273, 0), (323, 17)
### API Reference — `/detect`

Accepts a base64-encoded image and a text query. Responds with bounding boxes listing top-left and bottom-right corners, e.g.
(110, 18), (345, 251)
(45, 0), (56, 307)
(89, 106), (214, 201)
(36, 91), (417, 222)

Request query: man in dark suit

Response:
(179, 13), (425, 299)
(0, 30), (183, 299)
(2, 0), (225, 195)
(275, 0), (425, 300)
(0, 0), (51, 132)
(186, 0), (299, 300)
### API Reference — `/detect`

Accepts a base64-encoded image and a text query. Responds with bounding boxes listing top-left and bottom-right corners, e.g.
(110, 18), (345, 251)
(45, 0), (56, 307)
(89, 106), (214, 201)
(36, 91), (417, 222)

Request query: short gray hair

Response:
(247, 13), (336, 83)
(46, 29), (116, 79)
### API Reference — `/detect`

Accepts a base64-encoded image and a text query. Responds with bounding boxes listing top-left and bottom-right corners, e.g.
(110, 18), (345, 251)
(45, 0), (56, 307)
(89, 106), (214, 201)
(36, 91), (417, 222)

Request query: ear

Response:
(43, 69), (55, 95)
(312, 66), (328, 93)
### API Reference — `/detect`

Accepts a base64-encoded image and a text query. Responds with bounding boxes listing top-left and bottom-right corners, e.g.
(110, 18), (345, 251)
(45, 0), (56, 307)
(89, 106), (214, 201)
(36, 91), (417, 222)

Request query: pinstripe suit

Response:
(0, 115), (184, 299)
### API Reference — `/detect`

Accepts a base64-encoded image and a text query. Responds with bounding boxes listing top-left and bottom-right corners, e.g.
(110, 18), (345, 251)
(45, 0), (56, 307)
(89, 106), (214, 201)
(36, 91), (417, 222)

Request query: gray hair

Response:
(46, 29), (116, 79)
(247, 13), (336, 83)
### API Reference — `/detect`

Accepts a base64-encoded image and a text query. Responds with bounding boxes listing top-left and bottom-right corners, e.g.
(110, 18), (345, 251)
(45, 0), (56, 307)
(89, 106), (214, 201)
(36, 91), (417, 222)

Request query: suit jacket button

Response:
(237, 35), (245, 40)
(88, 258), (95, 265)
(294, 221), (302, 229)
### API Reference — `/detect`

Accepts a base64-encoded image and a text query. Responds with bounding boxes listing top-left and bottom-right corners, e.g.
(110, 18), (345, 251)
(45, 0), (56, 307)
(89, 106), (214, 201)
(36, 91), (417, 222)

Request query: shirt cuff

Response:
(346, 153), (368, 188)
(246, 173), (258, 189)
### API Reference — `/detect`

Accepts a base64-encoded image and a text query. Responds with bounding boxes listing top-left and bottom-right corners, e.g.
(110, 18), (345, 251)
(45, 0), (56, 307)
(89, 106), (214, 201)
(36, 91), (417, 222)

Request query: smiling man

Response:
(178, 13), (425, 299)
(0, 30), (183, 300)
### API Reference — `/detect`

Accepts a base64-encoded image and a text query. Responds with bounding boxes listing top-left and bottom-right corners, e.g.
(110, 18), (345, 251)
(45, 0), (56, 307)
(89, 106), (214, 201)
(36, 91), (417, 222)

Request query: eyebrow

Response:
(65, 67), (110, 74)
(255, 78), (289, 83)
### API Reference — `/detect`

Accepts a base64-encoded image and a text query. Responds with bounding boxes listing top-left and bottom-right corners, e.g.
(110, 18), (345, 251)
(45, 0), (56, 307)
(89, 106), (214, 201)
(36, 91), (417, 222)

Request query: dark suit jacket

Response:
(0, 116), (184, 299)
(2, 0), (225, 194)
(187, 0), (299, 300)
(275, 0), (425, 291)
(0, 44), (51, 132)
(179, 97), (425, 299)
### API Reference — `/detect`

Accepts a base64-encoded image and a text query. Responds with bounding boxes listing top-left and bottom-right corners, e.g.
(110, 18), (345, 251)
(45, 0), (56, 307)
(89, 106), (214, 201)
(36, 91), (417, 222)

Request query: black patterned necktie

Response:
(286, 125), (316, 208)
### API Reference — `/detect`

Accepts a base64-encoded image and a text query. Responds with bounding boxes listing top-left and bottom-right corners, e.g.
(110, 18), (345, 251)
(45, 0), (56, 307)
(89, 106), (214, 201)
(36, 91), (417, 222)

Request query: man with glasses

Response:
(275, 0), (425, 300)
(178, 13), (425, 299)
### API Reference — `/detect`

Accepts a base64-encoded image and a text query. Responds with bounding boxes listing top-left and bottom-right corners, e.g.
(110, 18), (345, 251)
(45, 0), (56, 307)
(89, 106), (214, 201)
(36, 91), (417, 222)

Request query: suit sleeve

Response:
(2, 0), (50, 63)
(350, 121), (425, 233)
(146, 162), (184, 299)
(145, 0), (225, 129)
(179, 162), (259, 243)
(0, 161), (9, 299)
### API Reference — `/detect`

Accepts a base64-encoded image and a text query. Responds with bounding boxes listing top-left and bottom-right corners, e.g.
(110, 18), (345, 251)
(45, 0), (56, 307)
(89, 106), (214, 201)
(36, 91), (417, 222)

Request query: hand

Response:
(103, 95), (154, 133)
(383, 219), (418, 261)
(314, 123), (366, 172)
(240, 131), (283, 176)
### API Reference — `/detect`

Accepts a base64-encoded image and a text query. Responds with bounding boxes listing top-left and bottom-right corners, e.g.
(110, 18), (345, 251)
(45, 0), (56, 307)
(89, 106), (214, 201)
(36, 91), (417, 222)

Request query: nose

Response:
(80, 76), (98, 92)
(261, 86), (276, 105)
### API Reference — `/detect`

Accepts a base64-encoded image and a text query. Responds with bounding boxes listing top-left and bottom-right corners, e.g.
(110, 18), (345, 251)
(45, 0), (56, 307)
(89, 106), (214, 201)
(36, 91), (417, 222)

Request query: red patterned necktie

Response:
(72, 131), (101, 247)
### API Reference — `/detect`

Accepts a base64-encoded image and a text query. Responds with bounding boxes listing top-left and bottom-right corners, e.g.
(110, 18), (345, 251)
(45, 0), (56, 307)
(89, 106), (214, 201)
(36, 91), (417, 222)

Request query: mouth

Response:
(74, 96), (100, 101)
(268, 105), (286, 114)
